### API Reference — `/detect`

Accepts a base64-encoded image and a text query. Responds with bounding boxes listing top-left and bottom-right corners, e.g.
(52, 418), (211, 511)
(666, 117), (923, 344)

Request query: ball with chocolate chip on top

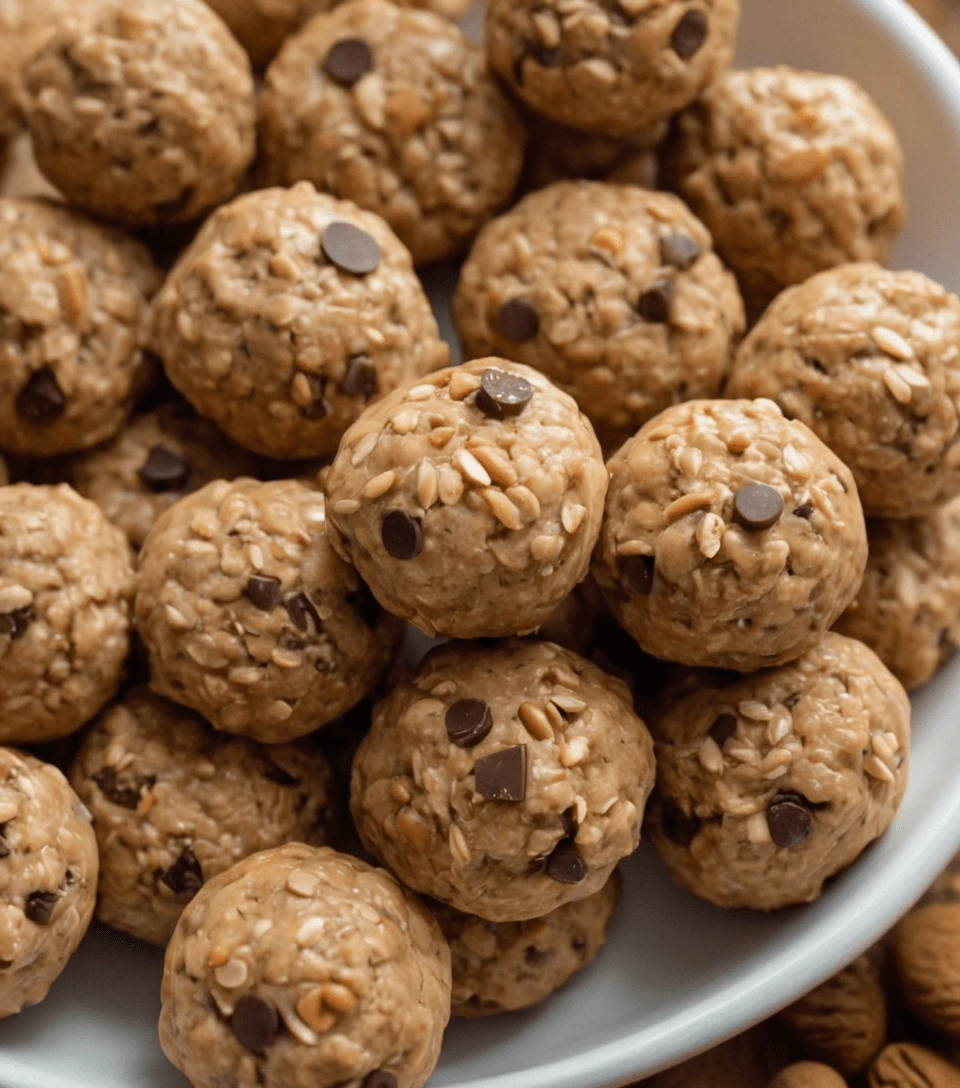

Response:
(592, 398), (868, 672)
(159, 844), (451, 1088)
(135, 478), (403, 744)
(454, 181), (745, 452)
(647, 632), (910, 910)
(350, 639), (655, 922)
(325, 358), (608, 639)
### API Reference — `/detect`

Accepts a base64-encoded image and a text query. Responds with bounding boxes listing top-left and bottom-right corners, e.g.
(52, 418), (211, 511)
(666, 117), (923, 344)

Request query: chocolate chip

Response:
(322, 221), (381, 275)
(284, 591), (322, 633)
(474, 745), (527, 801)
(381, 510), (423, 560)
(498, 298), (540, 342)
(767, 793), (813, 848)
(231, 994), (280, 1054)
(475, 366), (534, 420)
(793, 504), (814, 520)
(323, 38), (373, 85)
(734, 483), (784, 532)
(159, 847), (204, 897)
(709, 713), (737, 747)
(561, 806), (578, 839)
(662, 801), (701, 847)
(363, 1073), (398, 1088)
(638, 277), (675, 323)
(263, 763), (297, 786)
(16, 367), (66, 425)
(671, 9), (708, 59)
(0, 607), (33, 641)
(299, 373), (329, 420)
(546, 842), (586, 884)
(138, 444), (189, 492)
(535, 45), (562, 67)
(347, 582), (381, 629)
(92, 767), (156, 810)
(619, 553), (654, 595)
(341, 355), (378, 398)
(445, 699), (493, 748)
(25, 891), (58, 926)
(244, 575), (282, 612)
(660, 232), (701, 270)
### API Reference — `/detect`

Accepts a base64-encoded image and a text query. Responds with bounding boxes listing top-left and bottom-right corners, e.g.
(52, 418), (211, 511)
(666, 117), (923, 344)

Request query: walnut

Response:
(868, 1044), (960, 1088)
(769, 1062), (848, 1088)
(779, 955), (887, 1074)
(892, 902), (960, 1038)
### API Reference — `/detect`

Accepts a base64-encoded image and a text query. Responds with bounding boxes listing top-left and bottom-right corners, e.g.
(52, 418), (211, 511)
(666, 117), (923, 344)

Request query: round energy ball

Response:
(593, 398), (868, 672)
(259, 0), (526, 264)
(159, 844), (451, 1088)
(135, 478), (403, 743)
(726, 264), (960, 519)
(0, 747), (98, 1018)
(23, 0), (256, 227)
(486, 0), (740, 137)
(325, 358), (608, 639)
(151, 184), (449, 460)
(0, 483), (134, 744)
(351, 639), (655, 922)
(454, 182), (745, 452)
(665, 67), (905, 313)
(69, 688), (335, 945)
(646, 632), (910, 910)
(0, 198), (160, 457)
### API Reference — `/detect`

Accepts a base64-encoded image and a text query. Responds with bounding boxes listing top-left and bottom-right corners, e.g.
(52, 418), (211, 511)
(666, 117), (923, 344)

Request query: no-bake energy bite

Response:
(433, 870), (621, 1018)
(23, 0), (256, 227)
(0, 748), (98, 1018)
(647, 632), (910, 910)
(151, 184), (449, 460)
(726, 264), (960, 519)
(0, 483), (134, 744)
(350, 640), (655, 922)
(258, 0), (526, 264)
(665, 67), (905, 313)
(0, 198), (160, 457)
(160, 844), (451, 1088)
(69, 688), (335, 946)
(135, 478), (403, 744)
(486, 0), (741, 137)
(325, 358), (608, 639)
(454, 182), (745, 452)
(593, 399), (868, 672)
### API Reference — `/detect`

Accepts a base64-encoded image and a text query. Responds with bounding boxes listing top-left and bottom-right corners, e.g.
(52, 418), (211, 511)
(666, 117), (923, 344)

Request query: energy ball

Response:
(70, 404), (258, 550)
(726, 264), (960, 519)
(325, 359), (608, 639)
(666, 67), (905, 313)
(593, 399), (868, 672)
(350, 639), (655, 922)
(23, 0), (256, 227)
(151, 183), (449, 460)
(0, 483), (134, 744)
(486, 0), (740, 137)
(454, 182), (745, 452)
(0, 198), (160, 457)
(69, 688), (335, 945)
(135, 478), (403, 743)
(0, 747), (98, 1018)
(259, 0), (526, 264)
(433, 870), (620, 1018)
(159, 844), (451, 1088)
(835, 498), (960, 692)
(647, 632), (910, 910)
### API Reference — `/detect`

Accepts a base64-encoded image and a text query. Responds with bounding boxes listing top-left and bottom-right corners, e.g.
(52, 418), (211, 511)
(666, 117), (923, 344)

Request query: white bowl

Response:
(4, 1), (960, 1086)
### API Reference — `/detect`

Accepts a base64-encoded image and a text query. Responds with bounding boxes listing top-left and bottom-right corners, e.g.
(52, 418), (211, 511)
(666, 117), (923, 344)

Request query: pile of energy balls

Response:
(0, 0), (954, 1086)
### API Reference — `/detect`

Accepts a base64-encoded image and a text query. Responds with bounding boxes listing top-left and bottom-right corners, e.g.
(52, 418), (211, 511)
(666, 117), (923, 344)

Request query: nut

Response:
(769, 1063), (848, 1088)
(651, 1025), (777, 1087)
(868, 1043), (960, 1088)
(892, 902), (960, 1038)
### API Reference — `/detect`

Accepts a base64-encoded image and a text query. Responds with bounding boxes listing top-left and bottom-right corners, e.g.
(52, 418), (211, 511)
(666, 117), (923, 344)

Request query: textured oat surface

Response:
(325, 358), (607, 639)
(667, 67), (904, 312)
(259, 0), (525, 264)
(0, 483), (134, 744)
(0, 198), (160, 457)
(454, 182), (745, 452)
(24, 0), (256, 226)
(727, 263), (960, 518)
(160, 844), (451, 1088)
(593, 398), (868, 671)
(351, 639), (655, 921)
(647, 632), (910, 910)
(0, 747), (98, 1018)
(69, 688), (335, 945)
(151, 183), (449, 459)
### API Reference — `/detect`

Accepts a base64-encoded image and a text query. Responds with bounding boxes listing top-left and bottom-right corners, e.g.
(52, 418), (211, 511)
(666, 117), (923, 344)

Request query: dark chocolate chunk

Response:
(231, 994), (280, 1054)
(92, 767), (156, 810)
(341, 356), (378, 398)
(263, 763), (297, 786)
(475, 367), (534, 420)
(662, 801), (701, 847)
(323, 38), (374, 85)
(445, 699), (493, 748)
(671, 9), (709, 59)
(734, 483), (784, 532)
(322, 221), (381, 275)
(159, 847), (204, 897)
(474, 745), (527, 802)
(767, 793), (813, 848)
(0, 607), (34, 641)
(244, 575), (282, 612)
(660, 232), (701, 270)
(618, 553), (654, 595)
(138, 444), (189, 492)
(284, 591), (322, 633)
(25, 890), (58, 926)
(709, 713), (737, 747)
(363, 1072), (398, 1088)
(498, 298), (540, 343)
(561, 806), (579, 839)
(347, 582), (381, 629)
(793, 504), (814, 520)
(381, 510), (423, 560)
(16, 367), (66, 425)
(638, 276), (675, 323)
(546, 842), (586, 884)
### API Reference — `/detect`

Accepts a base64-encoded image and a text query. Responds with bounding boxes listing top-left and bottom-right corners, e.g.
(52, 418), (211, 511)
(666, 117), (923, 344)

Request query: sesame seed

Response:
(453, 448), (492, 487)
(872, 325), (914, 360)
